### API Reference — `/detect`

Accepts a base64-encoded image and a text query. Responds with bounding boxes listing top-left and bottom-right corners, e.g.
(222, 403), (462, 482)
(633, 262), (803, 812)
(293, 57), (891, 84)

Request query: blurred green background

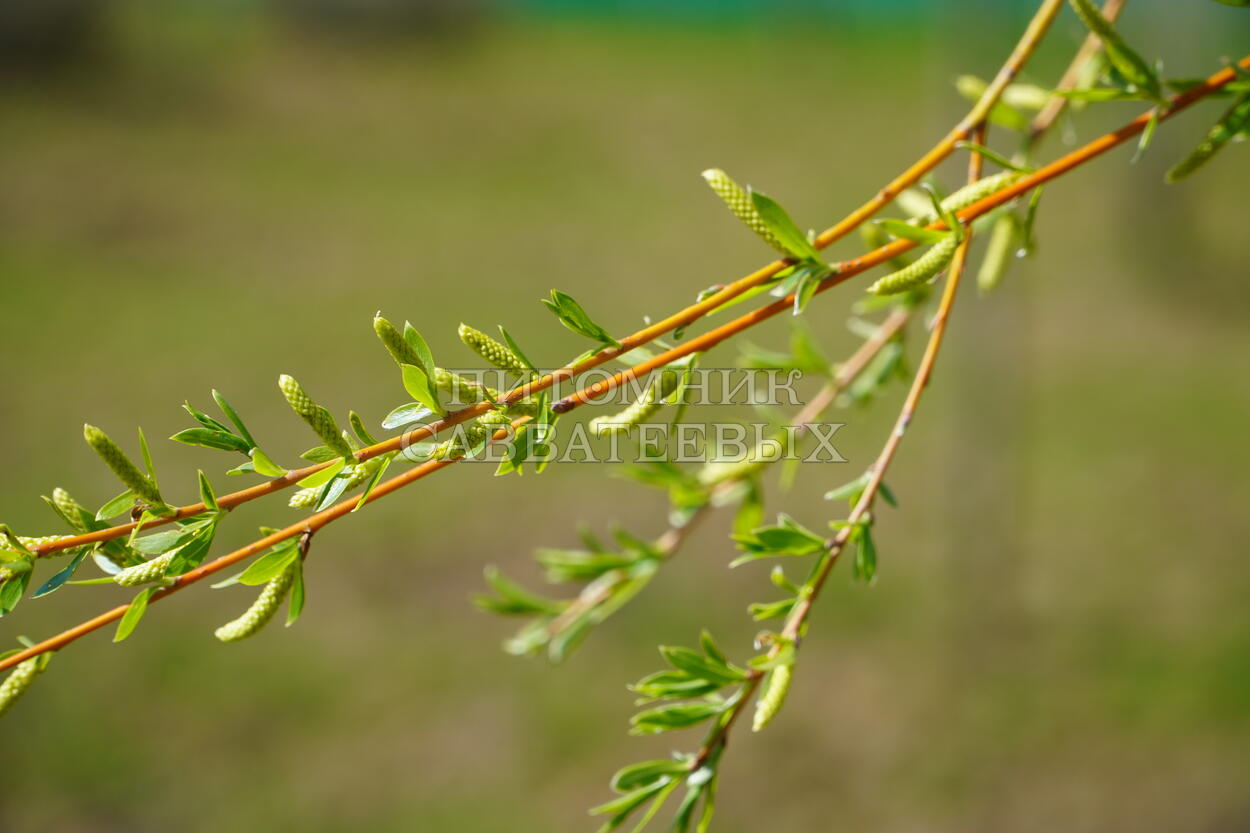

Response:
(2, 1), (1248, 831)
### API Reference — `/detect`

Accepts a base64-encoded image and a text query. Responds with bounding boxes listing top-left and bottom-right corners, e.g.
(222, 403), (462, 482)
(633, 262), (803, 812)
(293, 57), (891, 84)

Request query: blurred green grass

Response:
(1, 3), (1249, 831)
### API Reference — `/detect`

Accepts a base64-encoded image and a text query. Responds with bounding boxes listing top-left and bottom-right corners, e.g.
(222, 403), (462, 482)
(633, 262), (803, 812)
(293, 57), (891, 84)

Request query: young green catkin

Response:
(288, 458), (382, 508)
(590, 371), (680, 436)
(0, 656), (47, 718)
(432, 367), (500, 404)
(373, 314), (422, 367)
(16, 535), (73, 554)
(51, 488), (89, 533)
(909, 171), (1024, 225)
(114, 550), (177, 586)
(278, 375), (355, 460)
(1165, 94), (1250, 183)
(214, 563), (297, 642)
(457, 324), (529, 376)
(83, 425), (163, 506)
(425, 408), (520, 462)
(701, 168), (789, 256)
(977, 213), (1021, 294)
(475, 409), (515, 429)
(431, 422), (490, 461)
(868, 234), (959, 295)
(752, 663), (794, 732)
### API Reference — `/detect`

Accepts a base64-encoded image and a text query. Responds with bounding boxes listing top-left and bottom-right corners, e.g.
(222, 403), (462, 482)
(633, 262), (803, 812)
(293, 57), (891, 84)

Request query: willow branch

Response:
(7, 53), (1246, 674)
(26, 0), (1066, 561)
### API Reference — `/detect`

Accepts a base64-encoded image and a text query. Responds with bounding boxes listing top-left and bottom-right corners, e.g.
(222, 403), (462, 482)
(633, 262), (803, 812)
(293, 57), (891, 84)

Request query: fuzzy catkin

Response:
(51, 488), (89, 533)
(373, 314), (422, 367)
(432, 367), (500, 404)
(868, 234), (959, 295)
(17, 535), (73, 553)
(1165, 94), (1250, 183)
(457, 325), (528, 376)
(702, 168), (788, 253)
(590, 372), (680, 436)
(114, 550), (177, 586)
(0, 657), (46, 718)
(752, 663), (793, 732)
(83, 424), (163, 506)
(701, 168), (789, 255)
(977, 213), (1020, 294)
(288, 458), (381, 508)
(214, 564), (297, 642)
(430, 422), (490, 460)
(475, 409), (514, 428)
(909, 171), (1023, 226)
(278, 375), (355, 460)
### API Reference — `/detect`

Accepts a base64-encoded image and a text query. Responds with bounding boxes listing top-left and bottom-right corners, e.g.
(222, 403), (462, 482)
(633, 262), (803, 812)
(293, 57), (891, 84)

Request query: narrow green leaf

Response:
(498, 325), (540, 372)
(874, 219), (948, 245)
(114, 587), (156, 642)
(854, 525), (878, 583)
(212, 390), (256, 448)
(610, 760), (690, 793)
(297, 457), (347, 489)
(286, 559), (306, 626)
(249, 447), (287, 477)
(137, 427), (156, 479)
(382, 402), (433, 431)
(1132, 108), (1160, 164)
(749, 190), (821, 261)
(198, 471), (219, 512)
(353, 453), (394, 512)
(400, 364), (444, 416)
(349, 411), (379, 446)
(475, 566), (564, 616)
(170, 428), (251, 454)
(96, 490), (136, 521)
(402, 322), (436, 377)
(0, 569), (33, 615)
(1165, 93), (1250, 182)
(629, 701), (723, 735)
(182, 402), (234, 435)
(300, 445), (337, 463)
(238, 541), (301, 586)
(542, 290), (621, 347)
(165, 523), (217, 575)
(792, 267), (824, 316)
(953, 140), (1032, 173)
(660, 645), (744, 686)
(31, 548), (89, 598)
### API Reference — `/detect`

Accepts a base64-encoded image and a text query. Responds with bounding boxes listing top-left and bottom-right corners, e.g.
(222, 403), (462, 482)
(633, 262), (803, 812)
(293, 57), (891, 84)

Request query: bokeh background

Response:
(2, 1), (1248, 831)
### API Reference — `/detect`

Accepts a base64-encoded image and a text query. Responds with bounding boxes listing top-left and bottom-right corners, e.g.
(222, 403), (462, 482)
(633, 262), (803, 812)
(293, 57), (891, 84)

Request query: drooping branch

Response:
(4, 51), (1245, 674)
(23, 0), (1070, 563)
